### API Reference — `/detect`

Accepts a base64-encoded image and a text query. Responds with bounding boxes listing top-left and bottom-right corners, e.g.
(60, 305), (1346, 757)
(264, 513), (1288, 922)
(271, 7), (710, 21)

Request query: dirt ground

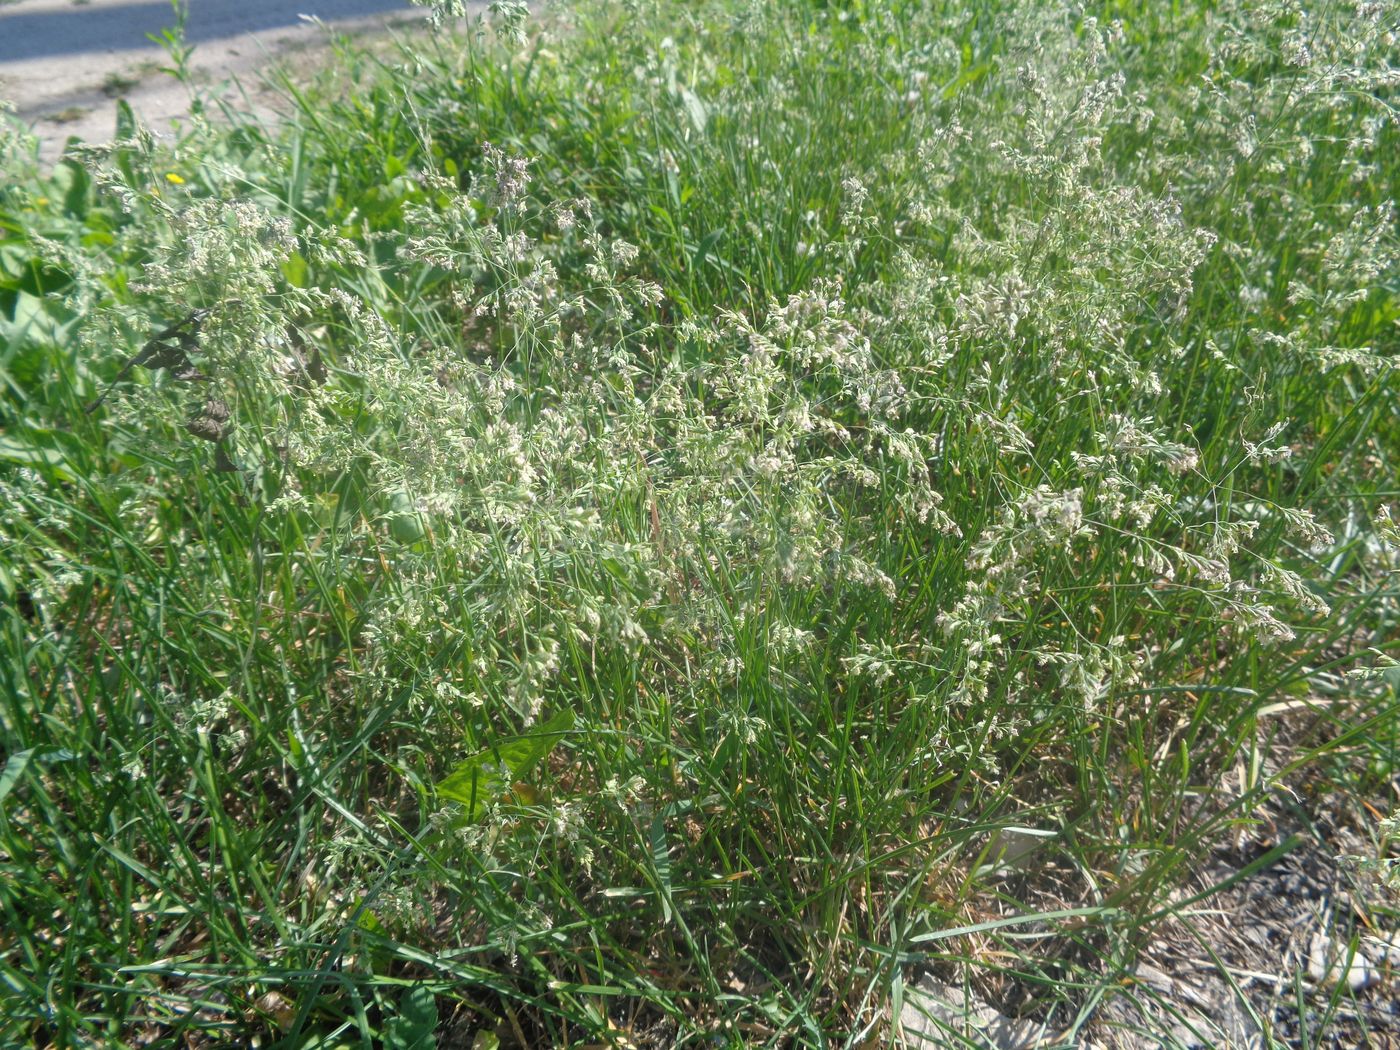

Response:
(0, 0), (427, 165)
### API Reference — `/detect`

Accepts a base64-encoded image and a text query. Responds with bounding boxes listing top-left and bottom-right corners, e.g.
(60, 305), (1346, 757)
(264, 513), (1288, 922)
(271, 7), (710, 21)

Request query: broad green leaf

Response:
(281, 251), (310, 289)
(381, 985), (436, 1050)
(0, 748), (35, 807)
(691, 229), (724, 274)
(354, 899), (385, 936)
(55, 158), (91, 220)
(115, 99), (136, 141)
(436, 708), (574, 822)
(0, 429), (81, 480)
(942, 61), (992, 99)
(386, 490), (427, 544)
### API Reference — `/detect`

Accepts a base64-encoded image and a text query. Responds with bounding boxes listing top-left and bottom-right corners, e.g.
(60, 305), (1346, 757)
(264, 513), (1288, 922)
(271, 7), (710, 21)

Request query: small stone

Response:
(252, 990), (296, 1030)
(1364, 930), (1400, 966)
(985, 826), (1057, 873)
(1344, 958), (1380, 992)
(898, 976), (1058, 1049)
(1308, 933), (1382, 991)
(1131, 962), (1175, 994)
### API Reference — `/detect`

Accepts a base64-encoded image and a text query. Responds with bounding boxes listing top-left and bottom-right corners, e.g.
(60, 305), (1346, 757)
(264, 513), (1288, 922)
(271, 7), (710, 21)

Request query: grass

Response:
(102, 63), (164, 99)
(40, 106), (89, 124)
(1, 0), (1398, 1046)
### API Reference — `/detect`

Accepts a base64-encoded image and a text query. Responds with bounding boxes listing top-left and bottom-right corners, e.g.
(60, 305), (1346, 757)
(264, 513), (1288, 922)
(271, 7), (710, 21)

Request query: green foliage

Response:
(380, 985), (438, 1050)
(1, 0), (1398, 1045)
(436, 707), (574, 821)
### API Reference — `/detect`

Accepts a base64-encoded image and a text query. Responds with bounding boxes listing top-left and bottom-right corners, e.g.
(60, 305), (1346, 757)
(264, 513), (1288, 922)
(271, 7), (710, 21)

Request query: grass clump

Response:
(1, 0), (1398, 1045)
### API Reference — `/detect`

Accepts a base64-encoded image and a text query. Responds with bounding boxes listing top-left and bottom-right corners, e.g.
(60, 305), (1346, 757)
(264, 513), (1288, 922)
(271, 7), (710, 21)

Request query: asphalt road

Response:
(0, 0), (425, 162)
(0, 0), (416, 63)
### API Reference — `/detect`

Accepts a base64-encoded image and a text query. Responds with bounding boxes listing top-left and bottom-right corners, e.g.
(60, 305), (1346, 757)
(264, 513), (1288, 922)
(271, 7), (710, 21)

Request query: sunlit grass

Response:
(1, 0), (1397, 1045)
